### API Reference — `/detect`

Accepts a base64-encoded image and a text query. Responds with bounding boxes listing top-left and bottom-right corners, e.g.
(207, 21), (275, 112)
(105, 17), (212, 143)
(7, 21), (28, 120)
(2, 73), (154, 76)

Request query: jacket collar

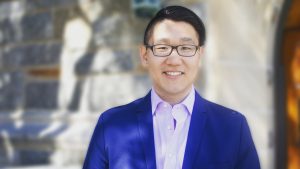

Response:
(182, 91), (208, 169)
(136, 91), (157, 169)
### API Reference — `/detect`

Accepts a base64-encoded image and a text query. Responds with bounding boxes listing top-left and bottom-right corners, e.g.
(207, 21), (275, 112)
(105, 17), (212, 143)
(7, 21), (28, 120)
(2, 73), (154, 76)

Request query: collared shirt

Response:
(151, 86), (195, 169)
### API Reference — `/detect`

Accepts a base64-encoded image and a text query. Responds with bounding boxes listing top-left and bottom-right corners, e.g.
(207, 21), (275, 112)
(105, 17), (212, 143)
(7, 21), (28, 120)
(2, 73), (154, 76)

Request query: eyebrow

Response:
(155, 38), (170, 44)
(180, 37), (195, 44)
(154, 37), (196, 44)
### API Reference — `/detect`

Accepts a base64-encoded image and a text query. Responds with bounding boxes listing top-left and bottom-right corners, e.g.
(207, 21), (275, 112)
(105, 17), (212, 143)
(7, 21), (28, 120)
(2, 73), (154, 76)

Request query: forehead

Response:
(151, 19), (198, 44)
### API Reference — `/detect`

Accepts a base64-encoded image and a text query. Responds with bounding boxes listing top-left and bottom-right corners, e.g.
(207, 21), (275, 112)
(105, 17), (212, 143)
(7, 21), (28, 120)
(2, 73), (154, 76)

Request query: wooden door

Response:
(283, 30), (300, 169)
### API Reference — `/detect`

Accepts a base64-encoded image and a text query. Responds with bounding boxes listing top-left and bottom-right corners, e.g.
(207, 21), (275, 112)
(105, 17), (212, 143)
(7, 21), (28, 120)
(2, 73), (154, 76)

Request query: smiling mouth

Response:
(163, 71), (184, 76)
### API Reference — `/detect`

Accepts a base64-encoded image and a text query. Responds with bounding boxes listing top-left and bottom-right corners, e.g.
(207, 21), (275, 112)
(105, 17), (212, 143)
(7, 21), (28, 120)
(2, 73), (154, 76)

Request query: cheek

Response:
(147, 63), (162, 77)
(186, 59), (200, 70)
(187, 62), (200, 78)
(148, 59), (164, 70)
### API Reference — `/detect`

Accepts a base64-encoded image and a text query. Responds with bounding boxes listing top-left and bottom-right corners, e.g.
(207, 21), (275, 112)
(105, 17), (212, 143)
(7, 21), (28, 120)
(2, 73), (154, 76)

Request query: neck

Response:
(153, 86), (193, 105)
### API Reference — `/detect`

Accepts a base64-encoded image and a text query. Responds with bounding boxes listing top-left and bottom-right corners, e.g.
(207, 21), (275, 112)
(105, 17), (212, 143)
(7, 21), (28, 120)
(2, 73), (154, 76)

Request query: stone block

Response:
(0, 19), (16, 45)
(0, 11), (52, 44)
(0, 71), (24, 111)
(0, 2), (12, 20)
(76, 48), (134, 75)
(92, 15), (135, 47)
(25, 81), (58, 110)
(0, 151), (8, 166)
(88, 74), (151, 112)
(21, 12), (53, 41)
(92, 16), (127, 47)
(0, 119), (88, 166)
(0, 1), (26, 21)
(18, 150), (51, 165)
(91, 7), (147, 47)
(21, 43), (62, 67)
(0, 48), (3, 67)
(91, 0), (130, 16)
(2, 43), (62, 68)
(1, 46), (24, 68)
(26, 0), (78, 12)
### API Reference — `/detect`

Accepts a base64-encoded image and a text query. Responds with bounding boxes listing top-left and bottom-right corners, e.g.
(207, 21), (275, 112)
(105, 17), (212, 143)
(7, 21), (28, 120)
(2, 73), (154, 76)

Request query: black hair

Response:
(143, 6), (206, 46)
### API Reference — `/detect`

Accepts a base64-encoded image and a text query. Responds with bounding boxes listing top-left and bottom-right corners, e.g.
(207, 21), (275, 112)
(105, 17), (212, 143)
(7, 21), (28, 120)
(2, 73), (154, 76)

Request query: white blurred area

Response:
(205, 1), (283, 169)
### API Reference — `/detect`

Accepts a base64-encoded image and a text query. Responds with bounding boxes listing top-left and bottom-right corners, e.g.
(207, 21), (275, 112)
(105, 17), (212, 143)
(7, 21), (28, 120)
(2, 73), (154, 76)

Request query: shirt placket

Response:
(163, 105), (187, 169)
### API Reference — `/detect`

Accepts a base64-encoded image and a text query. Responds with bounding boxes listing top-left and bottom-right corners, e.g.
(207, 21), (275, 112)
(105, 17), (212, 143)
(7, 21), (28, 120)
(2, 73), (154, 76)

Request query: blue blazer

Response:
(83, 91), (260, 169)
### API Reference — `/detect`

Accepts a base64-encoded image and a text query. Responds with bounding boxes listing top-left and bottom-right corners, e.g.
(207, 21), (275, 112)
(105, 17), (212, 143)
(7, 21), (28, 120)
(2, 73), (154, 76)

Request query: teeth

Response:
(165, 71), (182, 76)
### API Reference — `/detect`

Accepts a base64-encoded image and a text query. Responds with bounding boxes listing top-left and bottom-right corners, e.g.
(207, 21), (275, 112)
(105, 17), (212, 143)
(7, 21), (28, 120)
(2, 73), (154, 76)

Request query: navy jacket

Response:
(83, 91), (260, 169)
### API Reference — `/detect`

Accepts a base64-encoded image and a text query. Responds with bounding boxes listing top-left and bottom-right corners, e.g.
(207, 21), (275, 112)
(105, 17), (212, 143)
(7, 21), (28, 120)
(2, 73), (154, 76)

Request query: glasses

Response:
(145, 44), (200, 57)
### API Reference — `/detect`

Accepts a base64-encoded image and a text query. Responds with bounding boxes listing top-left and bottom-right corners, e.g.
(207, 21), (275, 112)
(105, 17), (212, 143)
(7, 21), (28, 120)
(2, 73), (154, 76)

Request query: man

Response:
(83, 6), (260, 169)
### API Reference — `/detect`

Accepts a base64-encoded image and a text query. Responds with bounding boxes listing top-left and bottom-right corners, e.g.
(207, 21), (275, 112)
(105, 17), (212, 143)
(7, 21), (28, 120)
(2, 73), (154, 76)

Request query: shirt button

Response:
(167, 125), (172, 130)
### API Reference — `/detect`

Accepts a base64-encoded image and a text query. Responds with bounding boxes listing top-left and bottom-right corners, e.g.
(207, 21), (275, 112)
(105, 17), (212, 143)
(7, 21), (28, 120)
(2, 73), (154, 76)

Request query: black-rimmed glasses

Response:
(145, 44), (200, 57)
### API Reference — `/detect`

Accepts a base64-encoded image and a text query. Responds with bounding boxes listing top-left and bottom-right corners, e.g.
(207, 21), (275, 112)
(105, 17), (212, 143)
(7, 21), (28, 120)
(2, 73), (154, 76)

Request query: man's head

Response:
(140, 6), (206, 104)
(143, 6), (206, 46)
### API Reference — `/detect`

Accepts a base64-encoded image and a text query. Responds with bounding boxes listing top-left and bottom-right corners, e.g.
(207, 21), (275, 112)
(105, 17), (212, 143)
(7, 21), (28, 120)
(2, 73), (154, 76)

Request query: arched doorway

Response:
(275, 0), (300, 168)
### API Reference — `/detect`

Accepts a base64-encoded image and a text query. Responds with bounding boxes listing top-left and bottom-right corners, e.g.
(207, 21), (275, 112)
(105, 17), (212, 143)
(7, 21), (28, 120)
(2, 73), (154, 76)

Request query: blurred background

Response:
(0, 0), (299, 168)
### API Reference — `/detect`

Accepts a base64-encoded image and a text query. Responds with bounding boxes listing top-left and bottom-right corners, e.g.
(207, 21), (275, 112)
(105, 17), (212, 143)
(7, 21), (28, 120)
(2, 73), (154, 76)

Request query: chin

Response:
(163, 86), (186, 95)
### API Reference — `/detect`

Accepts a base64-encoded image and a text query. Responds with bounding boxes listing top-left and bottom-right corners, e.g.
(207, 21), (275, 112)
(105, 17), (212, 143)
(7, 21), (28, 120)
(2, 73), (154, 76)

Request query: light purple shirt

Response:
(151, 86), (195, 169)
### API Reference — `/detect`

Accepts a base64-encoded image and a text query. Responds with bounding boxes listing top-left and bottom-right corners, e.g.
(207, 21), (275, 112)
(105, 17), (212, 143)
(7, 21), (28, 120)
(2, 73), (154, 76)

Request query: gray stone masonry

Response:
(0, 71), (24, 111)
(0, 0), (158, 167)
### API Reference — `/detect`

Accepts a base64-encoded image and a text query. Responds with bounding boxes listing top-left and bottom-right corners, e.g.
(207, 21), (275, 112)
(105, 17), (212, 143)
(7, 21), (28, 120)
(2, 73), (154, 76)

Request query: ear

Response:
(139, 45), (148, 68)
(198, 46), (204, 55)
(197, 46), (204, 67)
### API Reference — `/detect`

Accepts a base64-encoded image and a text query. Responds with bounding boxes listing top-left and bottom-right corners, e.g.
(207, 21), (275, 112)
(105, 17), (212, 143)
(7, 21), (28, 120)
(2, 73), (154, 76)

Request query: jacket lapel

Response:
(182, 92), (208, 169)
(136, 91), (157, 169)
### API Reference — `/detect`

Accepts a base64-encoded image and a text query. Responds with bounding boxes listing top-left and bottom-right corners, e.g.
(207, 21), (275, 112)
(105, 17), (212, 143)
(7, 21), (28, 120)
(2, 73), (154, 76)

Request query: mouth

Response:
(163, 71), (184, 77)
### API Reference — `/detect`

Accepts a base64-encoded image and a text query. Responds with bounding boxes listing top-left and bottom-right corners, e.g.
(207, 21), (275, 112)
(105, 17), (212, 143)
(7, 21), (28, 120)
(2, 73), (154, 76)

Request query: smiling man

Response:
(83, 6), (260, 169)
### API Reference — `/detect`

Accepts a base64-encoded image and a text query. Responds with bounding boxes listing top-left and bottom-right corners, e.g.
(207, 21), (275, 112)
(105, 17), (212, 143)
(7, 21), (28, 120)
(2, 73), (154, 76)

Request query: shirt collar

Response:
(151, 86), (195, 115)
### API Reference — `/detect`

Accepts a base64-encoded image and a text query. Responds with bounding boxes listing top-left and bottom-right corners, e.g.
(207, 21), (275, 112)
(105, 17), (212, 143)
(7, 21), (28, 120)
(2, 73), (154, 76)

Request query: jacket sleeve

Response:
(83, 114), (108, 169)
(235, 115), (261, 169)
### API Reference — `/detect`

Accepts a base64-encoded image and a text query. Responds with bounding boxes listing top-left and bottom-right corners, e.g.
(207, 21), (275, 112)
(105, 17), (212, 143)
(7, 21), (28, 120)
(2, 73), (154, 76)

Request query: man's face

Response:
(140, 19), (203, 102)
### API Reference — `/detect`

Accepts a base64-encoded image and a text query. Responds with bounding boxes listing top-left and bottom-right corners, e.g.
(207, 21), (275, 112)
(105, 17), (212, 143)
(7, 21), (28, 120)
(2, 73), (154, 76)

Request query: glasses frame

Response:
(145, 44), (200, 57)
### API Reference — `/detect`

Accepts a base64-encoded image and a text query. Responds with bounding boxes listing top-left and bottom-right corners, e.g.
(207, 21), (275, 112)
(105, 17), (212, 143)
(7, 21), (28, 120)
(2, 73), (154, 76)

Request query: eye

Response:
(157, 47), (168, 50)
(154, 45), (169, 51)
(180, 46), (193, 51)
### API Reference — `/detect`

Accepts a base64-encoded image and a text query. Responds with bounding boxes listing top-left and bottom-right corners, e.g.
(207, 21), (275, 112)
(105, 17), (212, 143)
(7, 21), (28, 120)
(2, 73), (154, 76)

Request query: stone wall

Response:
(0, 0), (206, 167)
(0, 0), (148, 166)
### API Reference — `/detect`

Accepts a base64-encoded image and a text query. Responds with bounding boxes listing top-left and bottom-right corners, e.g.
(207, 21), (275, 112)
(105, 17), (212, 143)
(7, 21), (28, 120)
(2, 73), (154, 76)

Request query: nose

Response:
(165, 49), (182, 66)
